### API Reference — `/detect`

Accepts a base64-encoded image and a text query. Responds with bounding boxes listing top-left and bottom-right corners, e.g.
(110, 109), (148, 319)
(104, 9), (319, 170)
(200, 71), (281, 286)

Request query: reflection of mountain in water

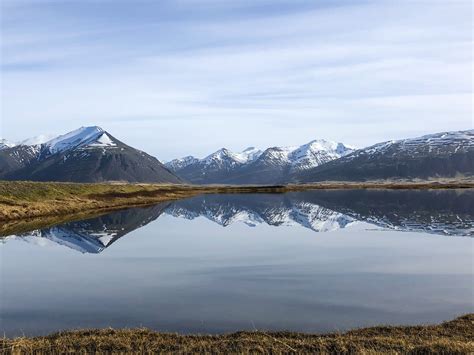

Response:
(301, 189), (474, 237)
(165, 194), (356, 232)
(5, 190), (473, 254)
(165, 190), (473, 237)
(7, 204), (168, 253)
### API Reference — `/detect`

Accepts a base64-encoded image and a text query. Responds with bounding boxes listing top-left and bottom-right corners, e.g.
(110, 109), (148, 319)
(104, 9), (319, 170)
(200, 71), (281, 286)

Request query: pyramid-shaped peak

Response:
(205, 148), (231, 158)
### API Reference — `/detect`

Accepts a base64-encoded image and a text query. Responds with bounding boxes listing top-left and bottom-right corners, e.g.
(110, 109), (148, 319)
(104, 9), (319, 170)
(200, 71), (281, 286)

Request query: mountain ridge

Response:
(166, 139), (355, 184)
(291, 130), (474, 182)
(2, 128), (472, 184)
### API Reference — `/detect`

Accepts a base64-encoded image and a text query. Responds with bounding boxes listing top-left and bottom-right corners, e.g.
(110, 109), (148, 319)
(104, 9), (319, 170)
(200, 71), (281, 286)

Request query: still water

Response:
(1, 189), (473, 336)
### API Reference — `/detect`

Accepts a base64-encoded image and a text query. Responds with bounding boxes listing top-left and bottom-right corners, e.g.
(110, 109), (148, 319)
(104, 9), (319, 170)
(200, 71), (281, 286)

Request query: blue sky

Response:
(1, 0), (472, 160)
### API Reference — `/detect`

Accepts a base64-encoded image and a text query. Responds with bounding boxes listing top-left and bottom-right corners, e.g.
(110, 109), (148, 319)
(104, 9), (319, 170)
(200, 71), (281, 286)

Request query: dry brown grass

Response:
(1, 180), (472, 225)
(0, 182), (195, 219)
(1, 314), (472, 354)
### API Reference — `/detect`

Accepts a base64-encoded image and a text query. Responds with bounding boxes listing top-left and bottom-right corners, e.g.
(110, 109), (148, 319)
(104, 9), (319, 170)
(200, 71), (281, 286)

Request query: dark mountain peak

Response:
(0, 126), (181, 183)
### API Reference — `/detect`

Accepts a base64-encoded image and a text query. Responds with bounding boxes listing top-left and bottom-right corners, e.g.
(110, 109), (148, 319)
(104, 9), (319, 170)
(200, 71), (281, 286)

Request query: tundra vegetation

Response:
(1, 314), (473, 354)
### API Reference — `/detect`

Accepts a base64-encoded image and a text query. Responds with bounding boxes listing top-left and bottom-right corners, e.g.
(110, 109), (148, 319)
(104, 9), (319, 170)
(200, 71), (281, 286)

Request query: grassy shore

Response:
(1, 180), (472, 225)
(0, 181), (288, 223)
(2, 314), (472, 354)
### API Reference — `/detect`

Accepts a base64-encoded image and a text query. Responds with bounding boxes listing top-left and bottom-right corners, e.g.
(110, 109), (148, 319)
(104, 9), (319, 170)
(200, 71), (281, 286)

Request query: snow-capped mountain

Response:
(288, 140), (354, 173)
(165, 155), (200, 171)
(292, 130), (474, 182)
(0, 126), (181, 183)
(38, 126), (119, 156)
(167, 147), (262, 172)
(166, 139), (354, 184)
(0, 139), (15, 150)
(2, 128), (471, 184)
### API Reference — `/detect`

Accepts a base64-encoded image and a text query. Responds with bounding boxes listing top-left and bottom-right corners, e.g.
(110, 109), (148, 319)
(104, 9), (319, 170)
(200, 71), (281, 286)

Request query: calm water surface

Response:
(1, 189), (473, 336)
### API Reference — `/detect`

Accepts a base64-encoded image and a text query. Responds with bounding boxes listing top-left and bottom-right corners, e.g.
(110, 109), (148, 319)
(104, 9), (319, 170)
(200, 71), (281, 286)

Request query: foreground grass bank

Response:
(2, 314), (472, 354)
(1, 180), (472, 224)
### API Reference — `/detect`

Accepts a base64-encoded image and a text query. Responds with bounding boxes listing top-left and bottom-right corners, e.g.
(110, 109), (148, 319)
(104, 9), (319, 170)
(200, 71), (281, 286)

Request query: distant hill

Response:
(166, 140), (354, 184)
(291, 130), (474, 182)
(0, 126), (181, 183)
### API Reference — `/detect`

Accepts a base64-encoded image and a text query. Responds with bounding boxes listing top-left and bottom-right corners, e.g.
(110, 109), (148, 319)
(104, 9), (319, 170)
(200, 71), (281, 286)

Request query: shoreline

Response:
(1, 180), (472, 226)
(2, 314), (473, 354)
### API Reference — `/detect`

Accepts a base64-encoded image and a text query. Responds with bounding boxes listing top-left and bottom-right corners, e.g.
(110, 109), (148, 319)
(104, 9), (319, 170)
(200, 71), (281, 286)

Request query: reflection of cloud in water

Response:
(4, 189), (473, 253)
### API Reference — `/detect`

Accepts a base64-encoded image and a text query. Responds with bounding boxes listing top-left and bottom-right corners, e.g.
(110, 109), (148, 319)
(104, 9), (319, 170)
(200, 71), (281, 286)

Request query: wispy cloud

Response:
(1, 0), (472, 160)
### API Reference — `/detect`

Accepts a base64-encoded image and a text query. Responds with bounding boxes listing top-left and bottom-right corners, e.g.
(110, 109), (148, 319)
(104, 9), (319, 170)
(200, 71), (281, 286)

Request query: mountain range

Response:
(1, 127), (473, 183)
(0, 126), (181, 183)
(166, 140), (355, 184)
(292, 130), (474, 182)
(167, 130), (474, 184)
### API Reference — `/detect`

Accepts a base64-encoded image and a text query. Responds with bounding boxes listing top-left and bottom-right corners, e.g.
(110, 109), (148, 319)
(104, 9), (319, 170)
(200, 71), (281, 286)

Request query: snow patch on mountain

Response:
(44, 126), (105, 154)
(233, 147), (263, 163)
(6, 144), (42, 161)
(0, 139), (15, 150)
(203, 148), (241, 166)
(346, 130), (474, 161)
(288, 140), (354, 172)
(201, 147), (262, 166)
(165, 156), (200, 170)
(85, 132), (117, 148)
(166, 139), (353, 176)
(166, 146), (264, 172)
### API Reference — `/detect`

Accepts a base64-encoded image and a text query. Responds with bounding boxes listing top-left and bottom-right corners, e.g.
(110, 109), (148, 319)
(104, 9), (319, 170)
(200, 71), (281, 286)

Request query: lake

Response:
(1, 189), (473, 337)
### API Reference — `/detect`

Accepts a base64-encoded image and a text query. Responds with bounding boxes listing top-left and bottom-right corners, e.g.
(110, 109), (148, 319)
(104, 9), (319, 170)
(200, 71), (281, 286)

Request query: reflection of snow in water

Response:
(166, 202), (358, 232)
(4, 191), (473, 254)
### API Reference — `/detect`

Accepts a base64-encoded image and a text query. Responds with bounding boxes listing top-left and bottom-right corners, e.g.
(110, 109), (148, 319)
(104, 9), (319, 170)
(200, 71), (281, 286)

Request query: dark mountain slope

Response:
(291, 130), (474, 182)
(0, 145), (41, 176)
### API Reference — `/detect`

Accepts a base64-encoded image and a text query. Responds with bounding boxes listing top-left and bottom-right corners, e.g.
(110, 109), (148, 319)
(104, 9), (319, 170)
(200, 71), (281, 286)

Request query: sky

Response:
(1, 0), (472, 161)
